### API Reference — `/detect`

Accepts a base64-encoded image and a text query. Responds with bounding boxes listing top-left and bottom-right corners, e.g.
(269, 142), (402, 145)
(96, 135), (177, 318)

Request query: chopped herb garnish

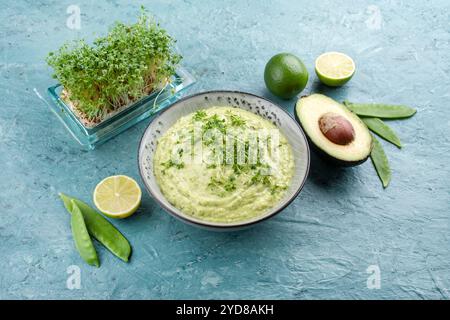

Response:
(232, 163), (248, 174)
(270, 185), (288, 195)
(208, 175), (236, 193)
(250, 170), (263, 185)
(202, 114), (227, 134)
(230, 114), (246, 126)
(224, 180), (236, 192)
(193, 110), (207, 121)
(186, 110), (285, 197)
(161, 159), (184, 172)
(249, 170), (275, 188)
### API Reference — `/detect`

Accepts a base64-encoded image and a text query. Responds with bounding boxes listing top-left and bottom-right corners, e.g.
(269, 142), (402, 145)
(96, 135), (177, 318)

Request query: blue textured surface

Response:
(1, 0), (449, 299)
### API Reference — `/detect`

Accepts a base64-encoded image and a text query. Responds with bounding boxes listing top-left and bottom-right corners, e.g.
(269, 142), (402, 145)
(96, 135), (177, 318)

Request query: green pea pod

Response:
(362, 117), (402, 148)
(370, 135), (391, 188)
(60, 193), (131, 262)
(71, 201), (100, 267)
(344, 101), (416, 119)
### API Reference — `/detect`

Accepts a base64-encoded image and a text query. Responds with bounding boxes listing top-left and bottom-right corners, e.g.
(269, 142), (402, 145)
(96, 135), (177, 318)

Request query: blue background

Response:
(1, 0), (449, 299)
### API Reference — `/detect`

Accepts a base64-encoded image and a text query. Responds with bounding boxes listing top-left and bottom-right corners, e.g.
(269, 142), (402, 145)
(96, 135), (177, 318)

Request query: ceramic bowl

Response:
(138, 91), (310, 230)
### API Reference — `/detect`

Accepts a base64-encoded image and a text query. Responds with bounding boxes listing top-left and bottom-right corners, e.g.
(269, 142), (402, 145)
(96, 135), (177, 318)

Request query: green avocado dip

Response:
(154, 107), (294, 223)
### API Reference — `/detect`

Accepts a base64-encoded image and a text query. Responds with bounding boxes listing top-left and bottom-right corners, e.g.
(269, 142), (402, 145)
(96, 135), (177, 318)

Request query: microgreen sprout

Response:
(230, 114), (246, 126)
(193, 110), (207, 121)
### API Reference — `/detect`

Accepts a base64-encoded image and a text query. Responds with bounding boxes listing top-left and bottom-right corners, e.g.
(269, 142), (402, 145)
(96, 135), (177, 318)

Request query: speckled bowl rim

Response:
(138, 90), (310, 230)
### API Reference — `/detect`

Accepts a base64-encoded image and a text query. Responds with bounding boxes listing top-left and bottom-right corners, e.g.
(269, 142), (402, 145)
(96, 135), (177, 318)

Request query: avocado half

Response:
(295, 94), (372, 166)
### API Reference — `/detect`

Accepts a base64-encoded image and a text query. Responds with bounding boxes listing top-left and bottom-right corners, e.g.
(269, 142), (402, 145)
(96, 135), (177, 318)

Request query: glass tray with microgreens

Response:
(46, 8), (182, 128)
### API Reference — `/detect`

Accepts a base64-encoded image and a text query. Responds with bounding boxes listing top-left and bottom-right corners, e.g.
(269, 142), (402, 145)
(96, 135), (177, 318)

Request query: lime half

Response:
(93, 175), (142, 219)
(315, 52), (355, 87)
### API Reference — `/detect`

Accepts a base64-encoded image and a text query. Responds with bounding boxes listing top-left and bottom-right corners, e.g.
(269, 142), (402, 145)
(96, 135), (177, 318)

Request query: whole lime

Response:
(264, 53), (309, 99)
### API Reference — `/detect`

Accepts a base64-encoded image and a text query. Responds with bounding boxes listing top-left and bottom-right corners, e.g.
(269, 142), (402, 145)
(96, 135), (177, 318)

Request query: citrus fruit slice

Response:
(264, 53), (309, 99)
(93, 175), (142, 219)
(315, 52), (355, 87)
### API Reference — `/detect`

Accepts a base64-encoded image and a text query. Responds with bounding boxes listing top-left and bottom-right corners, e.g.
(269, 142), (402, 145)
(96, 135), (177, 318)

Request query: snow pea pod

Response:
(60, 193), (131, 262)
(343, 101), (416, 119)
(71, 201), (100, 267)
(370, 135), (391, 188)
(362, 117), (402, 148)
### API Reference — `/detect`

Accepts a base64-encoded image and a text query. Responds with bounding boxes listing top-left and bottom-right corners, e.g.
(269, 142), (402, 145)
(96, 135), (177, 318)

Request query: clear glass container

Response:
(46, 67), (195, 150)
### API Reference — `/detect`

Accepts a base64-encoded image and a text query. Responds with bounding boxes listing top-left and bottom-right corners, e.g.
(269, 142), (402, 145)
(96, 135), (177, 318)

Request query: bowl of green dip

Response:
(138, 91), (310, 230)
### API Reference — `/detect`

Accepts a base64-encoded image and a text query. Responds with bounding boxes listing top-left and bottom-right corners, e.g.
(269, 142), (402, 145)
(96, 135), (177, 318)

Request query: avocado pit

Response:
(318, 112), (355, 145)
